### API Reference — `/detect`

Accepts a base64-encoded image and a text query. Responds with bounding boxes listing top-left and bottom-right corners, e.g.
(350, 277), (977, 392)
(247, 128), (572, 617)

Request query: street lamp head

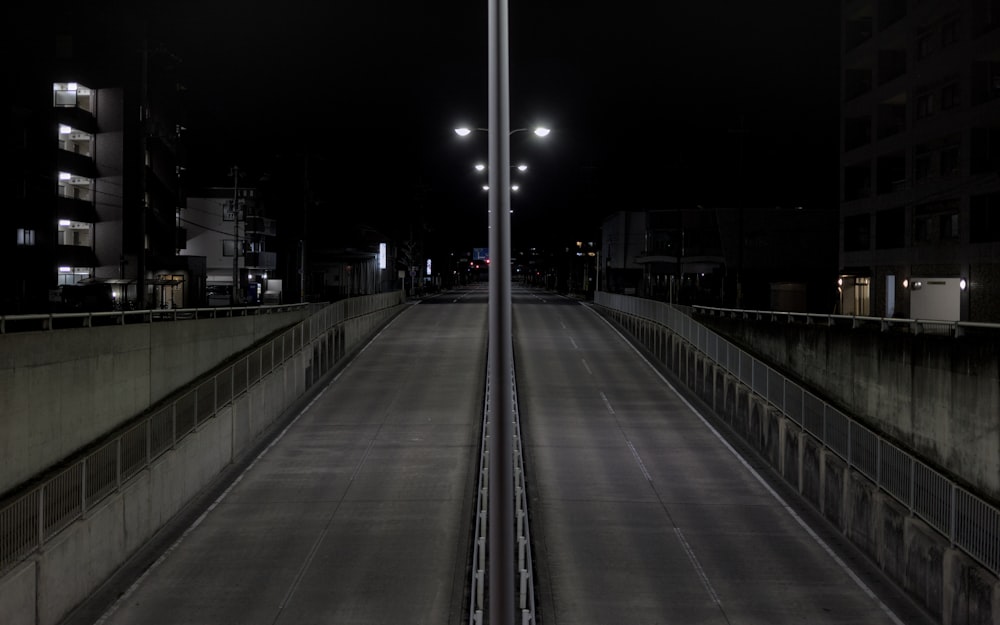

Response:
(475, 163), (486, 172)
(454, 127), (472, 137)
(511, 184), (520, 191)
(533, 127), (551, 137)
(516, 164), (528, 172)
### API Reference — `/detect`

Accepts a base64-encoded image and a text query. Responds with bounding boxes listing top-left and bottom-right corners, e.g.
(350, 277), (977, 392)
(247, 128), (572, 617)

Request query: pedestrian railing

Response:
(0, 292), (403, 576)
(0, 302), (313, 334)
(595, 292), (1000, 578)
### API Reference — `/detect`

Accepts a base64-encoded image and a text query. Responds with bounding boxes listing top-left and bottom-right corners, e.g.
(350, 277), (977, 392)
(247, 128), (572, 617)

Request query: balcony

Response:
(245, 251), (277, 270)
(245, 216), (277, 236)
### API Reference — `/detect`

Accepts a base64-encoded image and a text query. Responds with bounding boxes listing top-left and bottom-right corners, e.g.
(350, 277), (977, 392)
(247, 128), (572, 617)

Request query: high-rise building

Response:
(5, 10), (203, 313)
(840, 0), (1000, 322)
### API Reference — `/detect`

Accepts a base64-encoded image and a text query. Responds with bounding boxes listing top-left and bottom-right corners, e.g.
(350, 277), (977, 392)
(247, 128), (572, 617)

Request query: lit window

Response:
(16, 228), (35, 246)
(52, 82), (94, 112)
(57, 125), (94, 156)
(58, 173), (94, 201)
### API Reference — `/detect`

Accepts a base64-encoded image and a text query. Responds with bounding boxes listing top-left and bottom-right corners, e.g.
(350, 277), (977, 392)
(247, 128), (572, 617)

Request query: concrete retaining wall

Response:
(696, 315), (1000, 503)
(595, 305), (1000, 625)
(0, 300), (403, 625)
(0, 309), (309, 495)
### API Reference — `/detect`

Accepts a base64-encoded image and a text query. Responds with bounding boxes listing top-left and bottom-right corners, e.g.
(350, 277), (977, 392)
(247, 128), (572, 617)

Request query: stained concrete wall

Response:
(0, 299), (402, 625)
(0, 308), (309, 495)
(595, 305), (1000, 625)
(695, 316), (1000, 503)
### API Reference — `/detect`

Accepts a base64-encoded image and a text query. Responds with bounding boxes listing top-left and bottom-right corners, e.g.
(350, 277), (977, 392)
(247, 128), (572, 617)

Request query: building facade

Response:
(183, 185), (280, 306)
(841, 0), (1000, 321)
(601, 208), (838, 312)
(5, 14), (198, 313)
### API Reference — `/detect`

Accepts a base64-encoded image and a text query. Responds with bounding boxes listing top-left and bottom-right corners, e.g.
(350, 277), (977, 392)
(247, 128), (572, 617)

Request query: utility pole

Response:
(137, 37), (149, 309)
(230, 166), (241, 306)
(301, 154), (308, 303)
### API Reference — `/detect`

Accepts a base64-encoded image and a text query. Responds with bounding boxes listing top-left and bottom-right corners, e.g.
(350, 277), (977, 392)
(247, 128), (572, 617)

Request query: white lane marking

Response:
(569, 336), (579, 350)
(600, 391), (652, 482)
(675, 527), (722, 607)
(581, 359), (593, 375)
(599, 391), (615, 415)
(94, 315), (405, 625)
(626, 439), (653, 482)
(592, 310), (906, 625)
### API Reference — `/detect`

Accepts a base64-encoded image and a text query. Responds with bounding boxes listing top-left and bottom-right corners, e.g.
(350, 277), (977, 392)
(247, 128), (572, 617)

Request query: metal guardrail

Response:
(596, 292), (1000, 578)
(0, 303), (312, 334)
(512, 364), (537, 623)
(692, 304), (1000, 338)
(469, 361), (536, 625)
(0, 292), (403, 575)
(469, 365), (490, 625)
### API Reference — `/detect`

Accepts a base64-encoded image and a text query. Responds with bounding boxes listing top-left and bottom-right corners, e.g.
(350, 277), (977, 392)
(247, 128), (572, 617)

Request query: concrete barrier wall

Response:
(596, 305), (1000, 625)
(0, 309), (309, 495)
(696, 316), (1000, 503)
(0, 300), (403, 625)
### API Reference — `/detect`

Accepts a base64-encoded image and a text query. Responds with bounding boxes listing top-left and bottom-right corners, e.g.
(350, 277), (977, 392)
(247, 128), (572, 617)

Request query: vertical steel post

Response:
(488, 0), (514, 621)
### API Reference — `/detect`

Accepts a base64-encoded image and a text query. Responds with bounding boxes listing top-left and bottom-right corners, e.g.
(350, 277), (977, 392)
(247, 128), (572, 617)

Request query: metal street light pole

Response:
(488, 0), (514, 621)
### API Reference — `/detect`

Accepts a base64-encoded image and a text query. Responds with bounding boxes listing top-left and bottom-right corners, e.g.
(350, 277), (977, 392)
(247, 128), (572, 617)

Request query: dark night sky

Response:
(23, 1), (841, 253)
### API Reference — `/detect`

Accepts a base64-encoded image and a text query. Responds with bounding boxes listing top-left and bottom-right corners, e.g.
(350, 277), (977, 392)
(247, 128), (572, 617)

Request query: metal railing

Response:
(469, 361), (536, 625)
(469, 365), (490, 625)
(596, 292), (1000, 577)
(512, 365), (537, 623)
(0, 302), (312, 334)
(0, 292), (403, 575)
(692, 304), (1000, 338)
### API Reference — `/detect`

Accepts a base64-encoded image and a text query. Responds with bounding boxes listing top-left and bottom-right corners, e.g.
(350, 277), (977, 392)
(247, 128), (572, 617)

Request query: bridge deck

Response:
(513, 289), (934, 625)
(63, 286), (935, 625)
(71, 287), (487, 625)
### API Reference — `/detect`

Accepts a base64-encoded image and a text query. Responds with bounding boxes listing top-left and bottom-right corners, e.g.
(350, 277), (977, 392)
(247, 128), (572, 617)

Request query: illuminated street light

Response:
(474, 162), (527, 173)
(455, 125), (550, 138)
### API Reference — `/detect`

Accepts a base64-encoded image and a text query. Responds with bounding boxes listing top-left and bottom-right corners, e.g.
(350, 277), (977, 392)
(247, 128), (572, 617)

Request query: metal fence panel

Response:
(261, 342), (274, 373)
(149, 406), (174, 459)
(955, 489), (1000, 574)
(233, 358), (248, 398)
(751, 360), (767, 397)
(120, 421), (148, 481)
(42, 464), (82, 539)
(84, 440), (118, 507)
(248, 349), (261, 385)
(879, 439), (912, 505)
(913, 461), (952, 536)
(0, 491), (39, 572)
(824, 405), (850, 460)
(739, 351), (753, 386)
(849, 422), (878, 481)
(196, 379), (214, 423)
(216, 369), (233, 408)
(784, 381), (803, 425)
(176, 389), (197, 436)
(767, 368), (784, 411)
(802, 391), (824, 437)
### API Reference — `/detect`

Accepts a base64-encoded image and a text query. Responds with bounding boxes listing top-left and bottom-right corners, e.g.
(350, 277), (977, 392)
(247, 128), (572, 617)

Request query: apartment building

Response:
(183, 186), (280, 305)
(841, 0), (1000, 321)
(5, 15), (201, 313)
